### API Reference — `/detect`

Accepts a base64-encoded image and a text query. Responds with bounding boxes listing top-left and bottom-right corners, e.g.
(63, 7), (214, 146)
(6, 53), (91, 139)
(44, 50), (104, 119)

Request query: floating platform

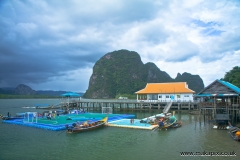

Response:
(2, 113), (135, 131)
(107, 119), (158, 130)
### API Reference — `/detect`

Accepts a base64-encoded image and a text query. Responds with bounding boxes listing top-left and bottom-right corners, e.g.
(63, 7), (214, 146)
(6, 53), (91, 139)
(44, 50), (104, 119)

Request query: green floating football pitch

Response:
(37, 113), (110, 125)
(3, 113), (135, 131)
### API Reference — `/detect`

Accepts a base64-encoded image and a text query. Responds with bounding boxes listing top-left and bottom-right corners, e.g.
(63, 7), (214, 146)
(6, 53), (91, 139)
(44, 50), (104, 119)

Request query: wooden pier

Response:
(60, 98), (199, 111)
(199, 102), (240, 125)
(58, 98), (240, 123)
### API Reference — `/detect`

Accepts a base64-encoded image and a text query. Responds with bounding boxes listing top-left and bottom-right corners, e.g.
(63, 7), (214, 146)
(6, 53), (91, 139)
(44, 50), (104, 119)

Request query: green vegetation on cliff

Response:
(145, 62), (173, 83)
(221, 66), (240, 87)
(175, 72), (204, 94)
(84, 49), (205, 98)
(84, 50), (147, 98)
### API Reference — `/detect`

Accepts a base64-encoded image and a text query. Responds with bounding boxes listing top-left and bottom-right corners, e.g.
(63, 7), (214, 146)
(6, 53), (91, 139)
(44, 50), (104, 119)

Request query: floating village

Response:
(1, 79), (240, 141)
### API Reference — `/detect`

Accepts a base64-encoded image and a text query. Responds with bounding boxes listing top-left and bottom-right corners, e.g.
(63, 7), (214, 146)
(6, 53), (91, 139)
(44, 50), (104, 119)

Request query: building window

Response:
(159, 95), (162, 98)
(153, 94), (158, 100)
(148, 94), (158, 100)
(166, 95), (169, 98)
(139, 94), (147, 100)
(184, 95), (189, 97)
(177, 95), (180, 98)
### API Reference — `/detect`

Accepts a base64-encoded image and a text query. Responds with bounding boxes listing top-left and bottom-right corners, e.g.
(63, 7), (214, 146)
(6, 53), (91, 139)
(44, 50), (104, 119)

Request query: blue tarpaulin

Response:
(61, 92), (80, 97)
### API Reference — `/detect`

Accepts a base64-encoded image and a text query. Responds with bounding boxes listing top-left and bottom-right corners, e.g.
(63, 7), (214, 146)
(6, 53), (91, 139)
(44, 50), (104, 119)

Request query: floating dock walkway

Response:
(107, 119), (158, 130)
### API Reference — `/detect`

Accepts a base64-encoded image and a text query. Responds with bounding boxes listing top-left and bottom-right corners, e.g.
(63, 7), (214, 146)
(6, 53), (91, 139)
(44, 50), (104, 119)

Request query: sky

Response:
(0, 0), (240, 92)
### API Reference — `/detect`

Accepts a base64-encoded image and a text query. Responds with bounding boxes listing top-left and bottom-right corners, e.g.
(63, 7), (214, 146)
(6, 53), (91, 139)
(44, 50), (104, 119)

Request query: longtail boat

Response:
(66, 117), (108, 133)
(170, 121), (182, 128)
(229, 126), (240, 141)
(0, 113), (24, 120)
(158, 116), (178, 130)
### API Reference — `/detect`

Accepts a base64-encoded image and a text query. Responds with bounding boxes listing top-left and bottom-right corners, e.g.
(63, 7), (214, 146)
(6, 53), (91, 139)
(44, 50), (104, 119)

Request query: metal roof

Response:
(218, 80), (240, 94)
(196, 93), (238, 97)
(196, 79), (240, 97)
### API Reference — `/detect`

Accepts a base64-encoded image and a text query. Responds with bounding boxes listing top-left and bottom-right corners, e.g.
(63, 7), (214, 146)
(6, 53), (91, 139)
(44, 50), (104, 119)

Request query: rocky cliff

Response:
(175, 72), (204, 93)
(84, 49), (204, 98)
(15, 84), (36, 95)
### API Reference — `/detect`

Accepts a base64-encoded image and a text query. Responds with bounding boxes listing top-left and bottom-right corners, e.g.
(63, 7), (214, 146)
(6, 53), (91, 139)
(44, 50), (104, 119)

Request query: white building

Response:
(135, 82), (195, 102)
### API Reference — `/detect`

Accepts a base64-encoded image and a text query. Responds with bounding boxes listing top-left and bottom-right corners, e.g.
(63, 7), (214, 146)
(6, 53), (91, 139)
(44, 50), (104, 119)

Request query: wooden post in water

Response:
(213, 96), (216, 120)
(231, 99), (234, 125)
(238, 96), (240, 124)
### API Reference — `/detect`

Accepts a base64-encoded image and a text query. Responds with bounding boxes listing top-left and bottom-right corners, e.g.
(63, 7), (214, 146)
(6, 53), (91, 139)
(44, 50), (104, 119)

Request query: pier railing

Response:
(80, 98), (138, 103)
(59, 98), (200, 111)
(78, 98), (197, 103)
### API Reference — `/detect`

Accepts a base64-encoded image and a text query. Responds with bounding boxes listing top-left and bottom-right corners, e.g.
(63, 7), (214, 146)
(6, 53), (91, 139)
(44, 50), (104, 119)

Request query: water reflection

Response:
(0, 99), (239, 160)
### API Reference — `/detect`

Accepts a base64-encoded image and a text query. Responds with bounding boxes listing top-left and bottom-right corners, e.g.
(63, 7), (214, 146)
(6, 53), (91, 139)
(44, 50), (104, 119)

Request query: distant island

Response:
(0, 84), (84, 99)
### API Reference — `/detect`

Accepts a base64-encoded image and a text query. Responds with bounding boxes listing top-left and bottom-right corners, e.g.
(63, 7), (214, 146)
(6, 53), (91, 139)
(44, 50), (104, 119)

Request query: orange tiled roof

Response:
(135, 82), (195, 94)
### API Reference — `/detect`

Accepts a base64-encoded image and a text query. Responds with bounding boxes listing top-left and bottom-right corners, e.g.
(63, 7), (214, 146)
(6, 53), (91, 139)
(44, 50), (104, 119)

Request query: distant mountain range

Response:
(0, 50), (206, 98)
(0, 84), (84, 96)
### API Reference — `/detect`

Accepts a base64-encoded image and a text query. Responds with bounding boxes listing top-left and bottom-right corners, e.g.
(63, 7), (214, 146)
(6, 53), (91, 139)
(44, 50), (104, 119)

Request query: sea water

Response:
(0, 99), (239, 160)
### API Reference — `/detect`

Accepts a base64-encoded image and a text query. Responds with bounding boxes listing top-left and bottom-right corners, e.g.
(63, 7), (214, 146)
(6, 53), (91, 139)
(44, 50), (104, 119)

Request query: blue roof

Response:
(196, 93), (238, 97)
(218, 80), (240, 94)
(196, 79), (240, 97)
(196, 94), (212, 97)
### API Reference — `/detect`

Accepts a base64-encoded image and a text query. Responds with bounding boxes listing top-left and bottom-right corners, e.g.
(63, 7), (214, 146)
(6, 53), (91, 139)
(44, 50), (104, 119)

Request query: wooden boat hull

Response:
(159, 117), (178, 129)
(66, 117), (108, 133)
(36, 106), (60, 109)
(2, 117), (24, 120)
(160, 121), (182, 129)
(170, 121), (182, 128)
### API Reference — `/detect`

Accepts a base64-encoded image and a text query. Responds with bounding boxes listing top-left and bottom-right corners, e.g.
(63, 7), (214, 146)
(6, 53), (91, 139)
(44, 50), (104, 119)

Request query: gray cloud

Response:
(0, 0), (239, 91)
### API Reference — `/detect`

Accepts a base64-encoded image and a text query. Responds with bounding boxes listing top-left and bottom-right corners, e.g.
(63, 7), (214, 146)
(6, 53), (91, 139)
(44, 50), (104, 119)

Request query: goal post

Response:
(23, 112), (38, 123)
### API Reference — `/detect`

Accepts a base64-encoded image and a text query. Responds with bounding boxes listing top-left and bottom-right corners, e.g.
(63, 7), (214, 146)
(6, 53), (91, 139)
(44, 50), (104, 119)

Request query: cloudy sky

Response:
(0, 0), (240, 92)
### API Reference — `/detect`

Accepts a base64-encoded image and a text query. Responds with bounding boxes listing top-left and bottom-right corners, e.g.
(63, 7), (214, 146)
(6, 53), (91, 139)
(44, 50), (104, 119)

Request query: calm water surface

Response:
(0, 99), (239, 160)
